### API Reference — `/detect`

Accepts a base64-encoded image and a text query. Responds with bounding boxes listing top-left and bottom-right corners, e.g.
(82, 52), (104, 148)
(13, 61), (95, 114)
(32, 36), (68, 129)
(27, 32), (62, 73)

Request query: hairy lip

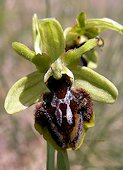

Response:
(35, 83), (93, 149)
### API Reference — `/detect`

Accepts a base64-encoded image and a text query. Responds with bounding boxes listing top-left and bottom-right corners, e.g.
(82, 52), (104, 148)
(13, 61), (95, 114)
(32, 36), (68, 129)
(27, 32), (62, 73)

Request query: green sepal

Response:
(73, 67), (118, 103)
(86, 18), (123, 34)
(4, 71), (47, 114)
(38, 17), (65, 61)
(62, 38), (102, 68)
(32, 14), (43, 54)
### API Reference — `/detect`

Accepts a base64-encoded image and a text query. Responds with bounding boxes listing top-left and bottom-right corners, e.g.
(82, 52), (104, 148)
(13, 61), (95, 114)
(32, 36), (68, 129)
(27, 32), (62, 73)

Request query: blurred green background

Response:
(0, 0), (123, 169)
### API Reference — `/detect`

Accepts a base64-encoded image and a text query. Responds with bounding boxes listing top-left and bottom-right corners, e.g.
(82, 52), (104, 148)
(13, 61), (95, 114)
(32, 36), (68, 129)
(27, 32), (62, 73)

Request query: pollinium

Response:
(35, 74), (93, 150)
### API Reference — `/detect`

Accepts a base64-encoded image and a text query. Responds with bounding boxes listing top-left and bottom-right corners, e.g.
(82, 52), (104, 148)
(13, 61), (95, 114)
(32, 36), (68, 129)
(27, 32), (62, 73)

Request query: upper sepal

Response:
(38, 16), (65, 61)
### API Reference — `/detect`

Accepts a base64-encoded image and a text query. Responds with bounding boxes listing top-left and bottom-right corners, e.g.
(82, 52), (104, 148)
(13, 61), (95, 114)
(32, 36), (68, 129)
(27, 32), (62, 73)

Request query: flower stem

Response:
(46, 142), (55, 170)
(57, 150), (70, 170)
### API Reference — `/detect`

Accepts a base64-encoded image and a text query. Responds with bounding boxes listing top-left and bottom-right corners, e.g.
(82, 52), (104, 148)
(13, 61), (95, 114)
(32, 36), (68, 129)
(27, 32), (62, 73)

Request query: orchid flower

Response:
(4, 11), (123, 170)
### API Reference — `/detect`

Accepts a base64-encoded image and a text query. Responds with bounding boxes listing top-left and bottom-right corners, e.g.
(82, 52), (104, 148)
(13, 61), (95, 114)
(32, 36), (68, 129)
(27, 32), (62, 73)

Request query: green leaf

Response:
(32, 14), (43, 54)
(38, 18), (65, 61)
(62, 38), (102, 68)
(86, 18), (123, 34)
(4, 71), (47, 114)
(57, 150), (70, 170)
(73, 67), (118, 103)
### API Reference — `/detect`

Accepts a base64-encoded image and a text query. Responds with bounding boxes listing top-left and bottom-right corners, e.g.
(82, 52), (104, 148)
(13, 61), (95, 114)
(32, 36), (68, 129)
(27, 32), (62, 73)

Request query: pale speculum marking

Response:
(51, 89), (73, 126)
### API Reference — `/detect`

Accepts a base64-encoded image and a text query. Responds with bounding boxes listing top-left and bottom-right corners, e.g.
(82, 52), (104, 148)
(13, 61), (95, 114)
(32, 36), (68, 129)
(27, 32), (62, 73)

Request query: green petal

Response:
(73, 67), (118, 103)
(12, 42), (51, 73)
(4, 71), (47, 114)
(86, 18), (123, 34)
(38, 17), (65, 61)
(62, 38), (102, 68)
(12, 42), (36, 62)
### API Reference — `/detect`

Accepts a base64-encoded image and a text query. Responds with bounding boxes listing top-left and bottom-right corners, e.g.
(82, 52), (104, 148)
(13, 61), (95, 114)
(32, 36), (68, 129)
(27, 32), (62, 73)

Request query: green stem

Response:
(57, 150), (70, 170)
(46, 142), (55, 170)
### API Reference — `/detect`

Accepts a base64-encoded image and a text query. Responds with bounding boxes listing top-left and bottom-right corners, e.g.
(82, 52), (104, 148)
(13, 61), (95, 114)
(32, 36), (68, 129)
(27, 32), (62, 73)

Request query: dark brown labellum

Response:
(35, 75), (93, 150)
